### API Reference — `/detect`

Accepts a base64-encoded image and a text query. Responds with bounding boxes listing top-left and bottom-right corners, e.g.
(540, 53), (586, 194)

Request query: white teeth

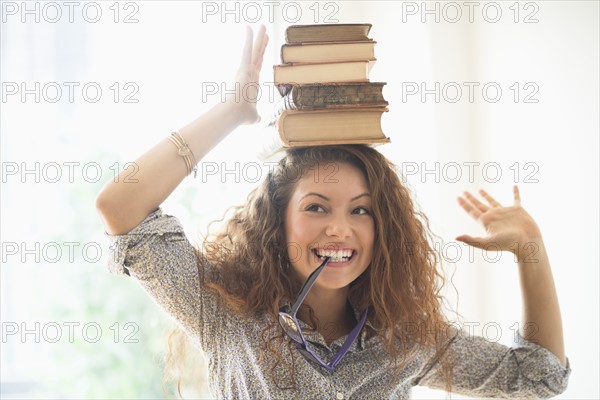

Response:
(314, 249), (353, 262)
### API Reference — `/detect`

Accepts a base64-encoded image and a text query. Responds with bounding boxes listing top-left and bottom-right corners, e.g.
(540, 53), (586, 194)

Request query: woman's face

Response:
(284, 161), (375, 291)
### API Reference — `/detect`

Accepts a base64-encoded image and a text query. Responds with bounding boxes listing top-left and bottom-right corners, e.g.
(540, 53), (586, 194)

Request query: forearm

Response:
(517, 238), (566, 367)
(96, 100), (244, 235)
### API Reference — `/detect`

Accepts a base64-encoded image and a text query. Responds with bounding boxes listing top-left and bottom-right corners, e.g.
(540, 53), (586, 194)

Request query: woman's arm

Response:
(96, 26), (268, 235)
(516, 237), (566, 366)
(456, 186), (566, 366)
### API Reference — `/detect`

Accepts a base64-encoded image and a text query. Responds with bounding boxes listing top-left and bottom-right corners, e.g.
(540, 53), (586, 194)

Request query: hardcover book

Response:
(272, 107), (389, 146)
(274, 82), (388, 110)
(285, 23), (372, 43)
(273, 60), (374, 86)
(281, 40), (376, 64)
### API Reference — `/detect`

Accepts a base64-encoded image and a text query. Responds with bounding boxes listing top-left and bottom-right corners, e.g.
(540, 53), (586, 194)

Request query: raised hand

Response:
(455, 186), (543, 257)
(234, 24), (269, 125)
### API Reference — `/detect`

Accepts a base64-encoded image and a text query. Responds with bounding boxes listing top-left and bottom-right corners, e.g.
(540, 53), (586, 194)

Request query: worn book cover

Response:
(285, 23), (372, 43)
(274, 82), (388, 110)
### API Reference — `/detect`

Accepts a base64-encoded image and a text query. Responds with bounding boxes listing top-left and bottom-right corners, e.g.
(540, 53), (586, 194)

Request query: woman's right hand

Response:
(233, 25), (269, 125)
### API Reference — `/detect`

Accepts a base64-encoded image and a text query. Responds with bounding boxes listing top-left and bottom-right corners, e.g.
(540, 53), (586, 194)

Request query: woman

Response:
(96, 25), (570, 398)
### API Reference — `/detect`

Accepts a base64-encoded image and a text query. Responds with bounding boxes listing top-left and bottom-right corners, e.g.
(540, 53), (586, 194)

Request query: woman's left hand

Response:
(455, 185), (543, 254)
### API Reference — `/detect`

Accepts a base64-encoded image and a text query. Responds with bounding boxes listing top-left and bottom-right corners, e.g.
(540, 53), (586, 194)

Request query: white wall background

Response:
(1, 1), (598, 398)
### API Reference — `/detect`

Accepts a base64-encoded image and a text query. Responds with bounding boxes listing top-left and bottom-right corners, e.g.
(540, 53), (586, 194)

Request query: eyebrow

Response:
(300, 192), (371, 202)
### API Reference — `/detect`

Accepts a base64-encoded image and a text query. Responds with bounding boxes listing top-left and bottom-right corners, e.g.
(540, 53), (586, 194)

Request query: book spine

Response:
(276, 83), (388, 110)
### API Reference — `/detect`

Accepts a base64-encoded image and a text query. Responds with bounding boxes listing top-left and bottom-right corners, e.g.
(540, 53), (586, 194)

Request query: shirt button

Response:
(336, 392), (344, 399)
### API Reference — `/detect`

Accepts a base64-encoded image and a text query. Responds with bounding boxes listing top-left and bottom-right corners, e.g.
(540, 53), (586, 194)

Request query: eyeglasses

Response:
(278, 256), (369, 372)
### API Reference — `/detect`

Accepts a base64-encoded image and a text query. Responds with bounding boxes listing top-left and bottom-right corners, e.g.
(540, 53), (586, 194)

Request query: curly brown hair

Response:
(162, 145), (455, 397)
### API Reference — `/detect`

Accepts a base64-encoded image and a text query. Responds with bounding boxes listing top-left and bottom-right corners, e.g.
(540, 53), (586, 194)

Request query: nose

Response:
(325, 212), (353, 238)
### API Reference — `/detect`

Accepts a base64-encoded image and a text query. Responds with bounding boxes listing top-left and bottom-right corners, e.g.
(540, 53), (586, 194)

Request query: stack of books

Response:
(268, 23), (390, 151)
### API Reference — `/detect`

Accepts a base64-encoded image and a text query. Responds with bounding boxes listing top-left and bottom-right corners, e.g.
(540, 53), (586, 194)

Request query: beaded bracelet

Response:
(168, 131), (198, 178)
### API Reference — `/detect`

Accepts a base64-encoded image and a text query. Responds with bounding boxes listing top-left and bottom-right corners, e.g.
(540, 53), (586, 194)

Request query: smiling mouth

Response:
(312, 249), (356, 263)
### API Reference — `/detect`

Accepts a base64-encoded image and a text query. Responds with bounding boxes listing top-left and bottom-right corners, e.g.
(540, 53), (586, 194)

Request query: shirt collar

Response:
(277, 296), (375, 352)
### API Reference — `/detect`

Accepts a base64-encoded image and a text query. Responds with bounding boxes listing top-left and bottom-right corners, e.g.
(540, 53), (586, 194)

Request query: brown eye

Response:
(353, 207), (370, 215)
(307, 204), (325, 213)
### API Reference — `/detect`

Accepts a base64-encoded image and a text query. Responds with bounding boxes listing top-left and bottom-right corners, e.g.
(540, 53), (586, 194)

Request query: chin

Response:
(315, 270), (365, 291)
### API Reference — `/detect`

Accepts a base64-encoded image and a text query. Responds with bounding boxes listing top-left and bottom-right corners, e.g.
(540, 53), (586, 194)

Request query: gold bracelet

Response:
(168, 131), (198, 178)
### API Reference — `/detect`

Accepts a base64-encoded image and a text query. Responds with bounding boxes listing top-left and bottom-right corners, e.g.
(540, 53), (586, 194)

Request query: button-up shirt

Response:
(105, 208), (571, 399)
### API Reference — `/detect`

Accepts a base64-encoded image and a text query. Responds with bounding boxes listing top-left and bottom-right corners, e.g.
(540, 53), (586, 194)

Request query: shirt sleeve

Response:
(415, 329), (571, 399)
(104, 208), (222, 352)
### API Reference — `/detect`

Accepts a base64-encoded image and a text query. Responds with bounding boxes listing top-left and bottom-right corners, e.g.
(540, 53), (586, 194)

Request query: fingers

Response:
(456, 195), (483, 220)
(240, 25), (253, 69)
(253, 24), (269, 70)
(478, 189), (501, 207)
(513, 185), (521, 206)
(462, 191), (489, 213)
(458, 187), (507, 211)
(457, 187), (507, 220)
(468, 186), (521, 207)
(239, 25), (269, 75)
(455, 234), (489, 249)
